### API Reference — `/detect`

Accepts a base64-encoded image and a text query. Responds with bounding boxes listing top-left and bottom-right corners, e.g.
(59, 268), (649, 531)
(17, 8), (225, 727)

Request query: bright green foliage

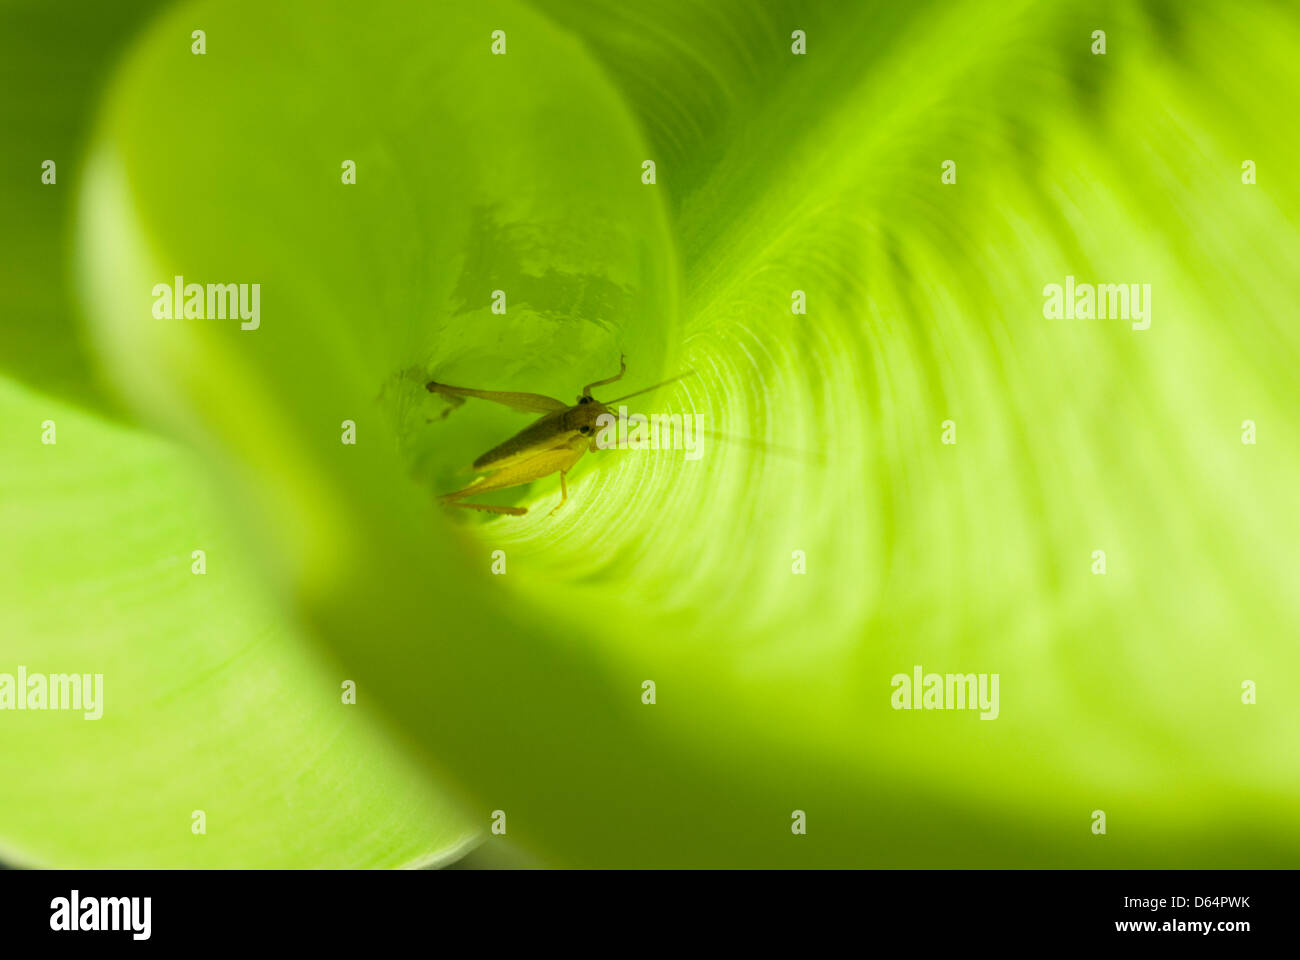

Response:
(1, 0), (1297, 866)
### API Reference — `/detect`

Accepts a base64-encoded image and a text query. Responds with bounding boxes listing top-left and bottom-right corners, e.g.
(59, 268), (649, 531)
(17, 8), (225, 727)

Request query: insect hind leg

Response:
(425, 383), (468, 420)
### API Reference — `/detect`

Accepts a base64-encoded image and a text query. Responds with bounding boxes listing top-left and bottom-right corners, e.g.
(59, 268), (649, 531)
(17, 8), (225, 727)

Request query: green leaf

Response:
(73, 0), (1300, 865)
(0, 375), (476, 867)
(0, 0), (175, 413)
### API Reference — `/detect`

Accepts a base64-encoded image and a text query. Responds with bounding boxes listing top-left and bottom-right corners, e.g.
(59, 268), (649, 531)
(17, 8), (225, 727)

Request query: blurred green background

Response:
(1, 0), (1297, 867)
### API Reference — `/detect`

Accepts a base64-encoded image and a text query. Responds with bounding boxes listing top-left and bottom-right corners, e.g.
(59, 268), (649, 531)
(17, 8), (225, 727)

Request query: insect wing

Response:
(470, 409), (577, 471)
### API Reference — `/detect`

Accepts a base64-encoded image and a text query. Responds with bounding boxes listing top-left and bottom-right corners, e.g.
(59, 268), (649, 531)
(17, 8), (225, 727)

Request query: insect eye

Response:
(579, 425), (592, 435)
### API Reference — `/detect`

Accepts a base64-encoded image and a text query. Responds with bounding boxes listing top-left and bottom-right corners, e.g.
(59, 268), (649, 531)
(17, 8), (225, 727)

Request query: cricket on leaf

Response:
(426, 356), (690, 516)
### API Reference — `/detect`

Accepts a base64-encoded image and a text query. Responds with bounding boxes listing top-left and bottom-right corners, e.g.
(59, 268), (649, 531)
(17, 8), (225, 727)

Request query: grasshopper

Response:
(426, 356), (686, 516)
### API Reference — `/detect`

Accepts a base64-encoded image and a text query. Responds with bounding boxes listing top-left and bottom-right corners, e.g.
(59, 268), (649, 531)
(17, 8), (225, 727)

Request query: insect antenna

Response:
(601, 371), (697, 405)
(696, 429), (825, 465)
(598, 370), (822, 464)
